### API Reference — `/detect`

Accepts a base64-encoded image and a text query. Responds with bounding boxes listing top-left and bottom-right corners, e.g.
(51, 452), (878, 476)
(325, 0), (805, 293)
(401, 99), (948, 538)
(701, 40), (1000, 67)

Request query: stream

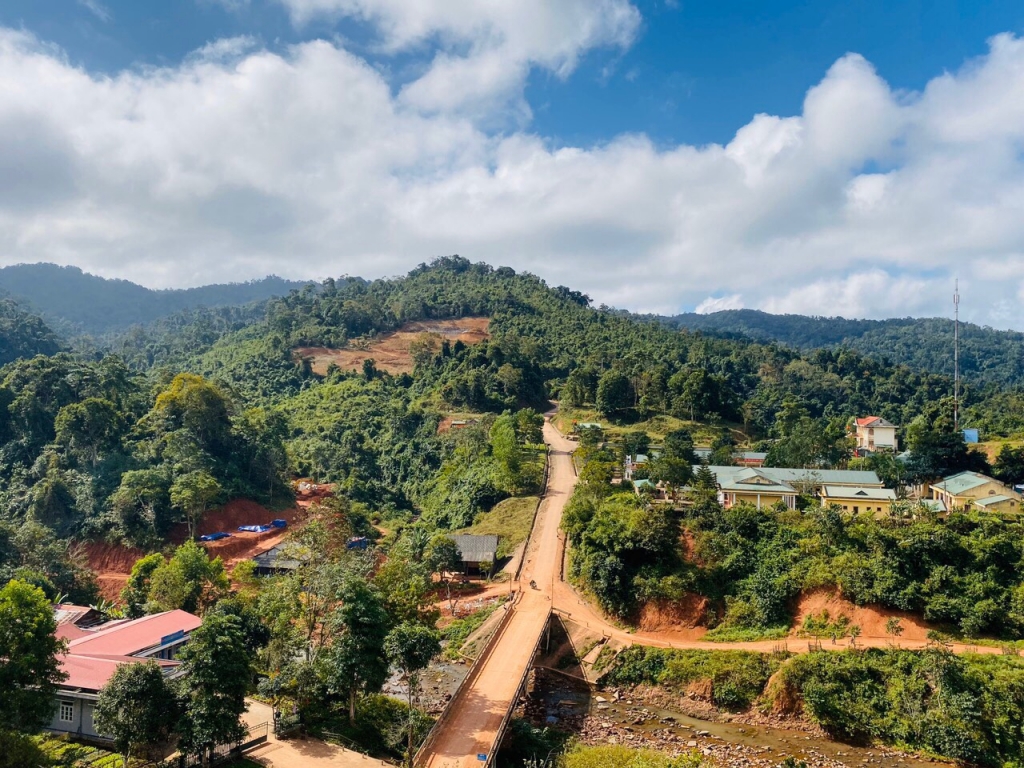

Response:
(523, 669), (948, 768)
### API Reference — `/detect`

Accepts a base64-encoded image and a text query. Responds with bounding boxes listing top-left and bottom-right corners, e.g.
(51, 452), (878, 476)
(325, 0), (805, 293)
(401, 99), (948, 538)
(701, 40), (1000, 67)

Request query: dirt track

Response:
(543, 424), (1005, 658)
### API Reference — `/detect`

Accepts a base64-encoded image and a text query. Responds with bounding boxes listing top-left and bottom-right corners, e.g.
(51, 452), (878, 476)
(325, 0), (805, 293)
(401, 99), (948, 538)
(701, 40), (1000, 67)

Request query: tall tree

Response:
(0, 580), (67, 732)
(596, 371), (633, 418)
(321, 579), (390, 725)
(95, 661), (178, 767)
(147, 541), (228, 615)
(121, 553), (164, 619)
(175, 613), (250, 764)
(490, 414), (523, 493)
(384, 622), (441, 767)
(170, 471), (221, 540)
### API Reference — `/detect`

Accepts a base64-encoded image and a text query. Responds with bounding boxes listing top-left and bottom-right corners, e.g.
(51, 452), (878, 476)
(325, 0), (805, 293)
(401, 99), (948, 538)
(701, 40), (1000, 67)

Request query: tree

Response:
(620, 431), (651, 461)
(385, 622), (441, 767)
(663, 429), (697, 463)
(150, 373), (233, 459)
(0, 580), (67, 732)
(596, 371), (632, 418)
(513, 408), (544, 445)
(321, 579), (390, 725)
(170, 471), (221, 540)
(109, 470), (171, 547)
(176, 613), (250, 764)
(490, 414), (523, 493)
(148, 541), (228, 615)
(121, 553), (164, 619)
(993, 444), (1024, 486)
(95, 661), (178, 767)
(425, 535), (463, 615)
(54, 398), (121, 468)
(885, 617), (904, 647)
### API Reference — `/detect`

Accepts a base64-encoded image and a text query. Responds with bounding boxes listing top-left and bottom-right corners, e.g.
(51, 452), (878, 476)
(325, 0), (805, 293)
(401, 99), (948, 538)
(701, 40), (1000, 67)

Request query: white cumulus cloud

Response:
(1, 22), (1024, 327)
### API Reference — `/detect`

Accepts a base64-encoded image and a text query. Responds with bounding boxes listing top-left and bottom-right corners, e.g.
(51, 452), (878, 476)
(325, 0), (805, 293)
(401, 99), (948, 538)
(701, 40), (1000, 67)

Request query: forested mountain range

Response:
(7, 257), (1024, 766)
(664, 309), (1024, 388)
(0, 263), (311, 335)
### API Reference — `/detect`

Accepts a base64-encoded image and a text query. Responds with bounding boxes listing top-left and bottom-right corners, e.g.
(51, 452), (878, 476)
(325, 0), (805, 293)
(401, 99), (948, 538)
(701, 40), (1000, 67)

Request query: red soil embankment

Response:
(636, 595), (709, 640)
(793, 588), (932, 642)
(83, 499), (307, 602)
(83, 541), (145, 602)
(170, 498), (306, 567)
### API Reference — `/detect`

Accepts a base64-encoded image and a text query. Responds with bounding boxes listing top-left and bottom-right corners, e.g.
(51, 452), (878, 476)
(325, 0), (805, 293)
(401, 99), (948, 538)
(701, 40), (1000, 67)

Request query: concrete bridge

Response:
(413, 420), (577, 768)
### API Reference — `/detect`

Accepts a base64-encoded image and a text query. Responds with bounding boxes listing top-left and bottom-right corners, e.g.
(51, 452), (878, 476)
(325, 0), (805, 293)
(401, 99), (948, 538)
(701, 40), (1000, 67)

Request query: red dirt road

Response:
(420, 412), (1006, 768)
(418, 419), (574, 768)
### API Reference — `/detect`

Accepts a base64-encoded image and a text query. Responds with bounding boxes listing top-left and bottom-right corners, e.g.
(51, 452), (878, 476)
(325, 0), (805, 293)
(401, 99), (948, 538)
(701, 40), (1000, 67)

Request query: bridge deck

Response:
(417, 420), (577, 768)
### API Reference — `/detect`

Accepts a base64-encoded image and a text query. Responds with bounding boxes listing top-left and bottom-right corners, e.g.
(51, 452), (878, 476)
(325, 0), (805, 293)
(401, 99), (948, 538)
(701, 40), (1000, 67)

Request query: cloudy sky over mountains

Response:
(2, 0), (1024, 326)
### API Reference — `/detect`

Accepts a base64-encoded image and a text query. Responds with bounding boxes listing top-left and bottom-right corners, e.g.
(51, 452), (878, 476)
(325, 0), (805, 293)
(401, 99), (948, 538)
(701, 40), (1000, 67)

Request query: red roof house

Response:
(48, 609), (201, 742)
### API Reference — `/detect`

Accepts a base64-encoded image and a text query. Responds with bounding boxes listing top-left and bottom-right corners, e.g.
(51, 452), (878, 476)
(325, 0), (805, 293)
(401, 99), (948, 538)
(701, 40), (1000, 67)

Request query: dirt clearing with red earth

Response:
(83, 498), (307, 600)
(294, 317), (490, 375)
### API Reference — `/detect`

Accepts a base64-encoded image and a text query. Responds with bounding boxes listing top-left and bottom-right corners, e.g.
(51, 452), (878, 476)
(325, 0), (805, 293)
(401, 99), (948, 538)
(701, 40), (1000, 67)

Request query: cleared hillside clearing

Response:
(294, 317), (490, 375)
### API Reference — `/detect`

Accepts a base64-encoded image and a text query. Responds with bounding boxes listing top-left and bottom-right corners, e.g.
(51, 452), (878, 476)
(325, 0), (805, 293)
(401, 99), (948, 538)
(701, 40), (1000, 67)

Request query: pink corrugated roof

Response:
(58, 610), (201, 692)
(61, 654), (179, 692)
(68, 610), (201, 657)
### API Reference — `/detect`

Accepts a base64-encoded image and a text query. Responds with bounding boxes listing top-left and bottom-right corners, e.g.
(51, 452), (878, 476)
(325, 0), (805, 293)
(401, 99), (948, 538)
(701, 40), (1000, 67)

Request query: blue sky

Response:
(2, 0), (1024, 326)
(6, 0), (1024, 147)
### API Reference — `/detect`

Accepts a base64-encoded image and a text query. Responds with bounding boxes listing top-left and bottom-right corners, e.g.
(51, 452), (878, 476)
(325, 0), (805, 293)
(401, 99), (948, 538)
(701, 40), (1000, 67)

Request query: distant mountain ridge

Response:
(664, 309), (1024, 388)
(0, 263), (312, 335)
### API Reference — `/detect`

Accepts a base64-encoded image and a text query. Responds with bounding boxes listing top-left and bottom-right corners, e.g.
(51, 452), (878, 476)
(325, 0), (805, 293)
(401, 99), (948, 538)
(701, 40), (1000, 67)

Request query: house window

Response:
(59, 701), (74, 722)
(853, 506), (859, 513)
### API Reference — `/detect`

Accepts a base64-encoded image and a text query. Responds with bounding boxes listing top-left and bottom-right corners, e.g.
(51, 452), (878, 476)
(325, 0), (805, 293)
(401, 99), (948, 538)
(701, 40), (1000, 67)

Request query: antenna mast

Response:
(954, 280), (960, 431)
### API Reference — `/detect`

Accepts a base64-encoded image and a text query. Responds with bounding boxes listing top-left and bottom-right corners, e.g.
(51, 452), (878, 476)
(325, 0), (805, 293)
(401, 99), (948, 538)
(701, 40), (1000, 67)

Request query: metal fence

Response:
(156, 722), (269, 768)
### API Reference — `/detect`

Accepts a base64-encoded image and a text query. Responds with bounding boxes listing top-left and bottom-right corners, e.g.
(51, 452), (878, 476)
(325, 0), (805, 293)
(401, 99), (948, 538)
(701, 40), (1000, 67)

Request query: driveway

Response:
(242, 699), (394, 767)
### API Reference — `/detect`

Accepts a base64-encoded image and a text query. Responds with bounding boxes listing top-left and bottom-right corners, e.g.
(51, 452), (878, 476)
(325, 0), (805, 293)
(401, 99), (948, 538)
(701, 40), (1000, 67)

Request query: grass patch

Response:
(592, 644), (617, 672)
(555, 406), (746, 445)
(560, 743), (705, 768)
(704, 625), (790, 642)
(459, 496), (539, 559)
(36, 735), (129, 767)
(442, 598), (506, 658)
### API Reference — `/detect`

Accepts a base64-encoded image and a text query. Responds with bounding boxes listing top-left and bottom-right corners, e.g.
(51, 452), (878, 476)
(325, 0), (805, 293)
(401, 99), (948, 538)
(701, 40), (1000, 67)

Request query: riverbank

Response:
(516, 669), (948, 768)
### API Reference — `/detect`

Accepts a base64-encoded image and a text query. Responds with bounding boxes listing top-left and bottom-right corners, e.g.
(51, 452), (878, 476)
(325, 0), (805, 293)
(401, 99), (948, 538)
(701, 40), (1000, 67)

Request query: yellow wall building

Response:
(820, 485), (896, 516)
(930, 471), (1022, 514)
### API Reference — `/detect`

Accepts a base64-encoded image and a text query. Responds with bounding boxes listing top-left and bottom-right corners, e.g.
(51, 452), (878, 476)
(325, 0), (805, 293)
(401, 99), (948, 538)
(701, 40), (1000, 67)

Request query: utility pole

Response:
(954, 280), (960, 431)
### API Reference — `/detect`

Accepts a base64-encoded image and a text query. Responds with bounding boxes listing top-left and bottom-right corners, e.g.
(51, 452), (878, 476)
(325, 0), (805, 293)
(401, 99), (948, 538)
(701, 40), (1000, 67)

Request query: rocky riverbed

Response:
(517, 669), (947, 768)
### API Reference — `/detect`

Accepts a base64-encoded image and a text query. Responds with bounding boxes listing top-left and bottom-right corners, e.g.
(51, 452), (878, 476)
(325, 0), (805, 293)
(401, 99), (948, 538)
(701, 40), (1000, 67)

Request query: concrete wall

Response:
(48, 696), (104, 740)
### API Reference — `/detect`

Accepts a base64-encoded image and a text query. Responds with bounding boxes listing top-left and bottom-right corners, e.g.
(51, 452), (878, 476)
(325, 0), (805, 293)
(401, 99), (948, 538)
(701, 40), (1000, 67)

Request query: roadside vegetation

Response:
(6, 258), (1024, 766)
(600, 645), (1024, 767)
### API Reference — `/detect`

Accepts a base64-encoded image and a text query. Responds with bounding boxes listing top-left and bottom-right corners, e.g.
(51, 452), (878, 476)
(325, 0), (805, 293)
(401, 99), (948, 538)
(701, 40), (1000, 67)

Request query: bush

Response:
(560, 743), (704, 768)
(602, 647), (777, 711)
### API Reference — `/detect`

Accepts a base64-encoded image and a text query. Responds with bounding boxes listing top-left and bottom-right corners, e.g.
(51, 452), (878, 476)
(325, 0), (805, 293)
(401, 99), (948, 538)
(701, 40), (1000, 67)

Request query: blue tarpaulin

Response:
(238, 524), (273, 533)
(199, 532), (230, 541)
(271, 519), (288, 528)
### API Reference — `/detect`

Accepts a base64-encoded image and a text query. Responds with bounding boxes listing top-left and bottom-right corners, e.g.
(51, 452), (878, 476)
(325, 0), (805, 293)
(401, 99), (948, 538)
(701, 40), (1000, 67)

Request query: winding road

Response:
(419, 411), (1006, 767)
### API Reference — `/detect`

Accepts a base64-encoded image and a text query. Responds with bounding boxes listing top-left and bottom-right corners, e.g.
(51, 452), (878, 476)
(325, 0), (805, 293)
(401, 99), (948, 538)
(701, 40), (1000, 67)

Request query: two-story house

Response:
(853, 416), (899, 454)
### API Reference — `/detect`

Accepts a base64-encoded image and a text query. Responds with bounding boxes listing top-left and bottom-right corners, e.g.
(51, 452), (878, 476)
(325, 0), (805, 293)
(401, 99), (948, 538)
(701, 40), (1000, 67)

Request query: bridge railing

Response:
(483, 616), (548, 768)
(412, 591), (524, 768)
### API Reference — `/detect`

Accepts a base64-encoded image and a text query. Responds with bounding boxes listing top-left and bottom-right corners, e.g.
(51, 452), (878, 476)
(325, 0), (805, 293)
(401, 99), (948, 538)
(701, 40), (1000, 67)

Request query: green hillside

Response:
(0, 263), (312, 335)
(665, 309), (1024, 389)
